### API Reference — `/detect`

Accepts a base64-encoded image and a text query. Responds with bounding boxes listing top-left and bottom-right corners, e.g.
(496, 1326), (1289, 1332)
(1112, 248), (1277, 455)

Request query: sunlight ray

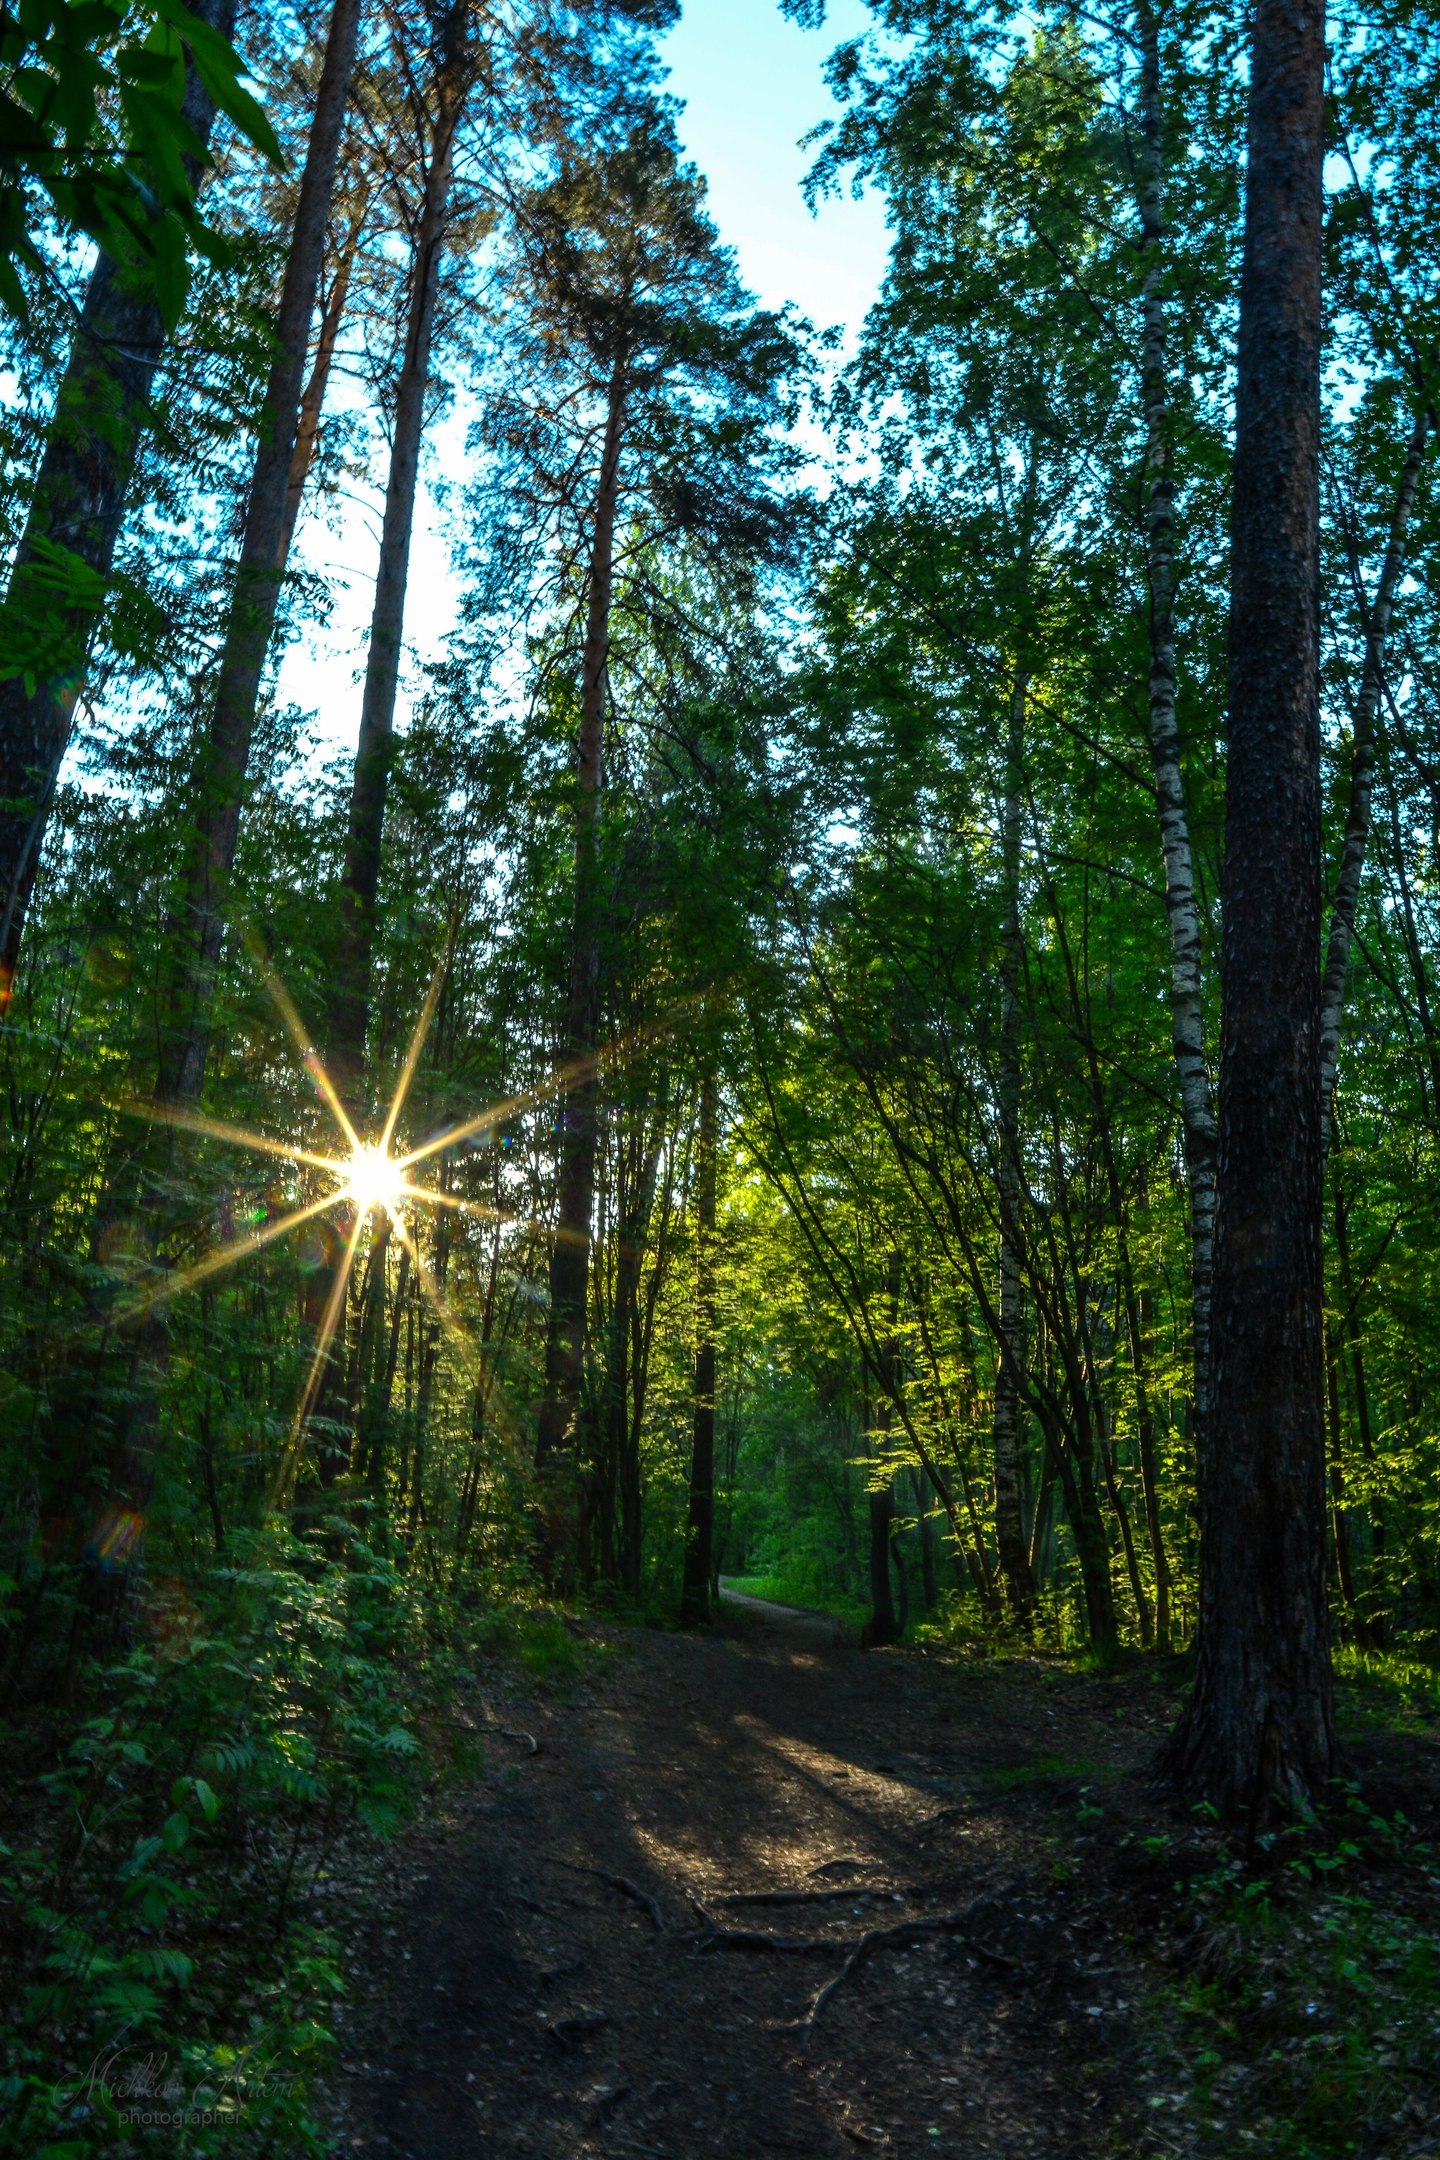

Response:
(241, 927), (359, 1152)
(112, 1190), (340, 1327)
(270, 1211), (367, 1505)
(380, 940), (451, 1154)
(391, 1216), (493, 1398)
(401, 1179), (589, 1250)
(118, 1097), (347, 1178)
(394, 1001), (695, 1178)
(389, 1218), (534, 1462)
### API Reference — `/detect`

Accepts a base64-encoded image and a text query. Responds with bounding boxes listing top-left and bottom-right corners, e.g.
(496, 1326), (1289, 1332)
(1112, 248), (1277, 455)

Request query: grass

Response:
(473, 1602), (596, 1683)
(1335, 1646), (1440, 1732)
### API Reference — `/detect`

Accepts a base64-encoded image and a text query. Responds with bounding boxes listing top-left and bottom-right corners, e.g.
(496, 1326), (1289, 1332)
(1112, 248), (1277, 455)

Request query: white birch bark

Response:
(1318, 405), (1429, 1152)
(993, 669), (1036, 1619)
(1137, 0), (1217, 1468)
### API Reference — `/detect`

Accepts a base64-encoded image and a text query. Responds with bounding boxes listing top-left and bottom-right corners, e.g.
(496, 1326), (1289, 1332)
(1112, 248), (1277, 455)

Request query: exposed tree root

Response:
(716, 1885), (894, 1909)
(687, 1887), (1021, 2032)
(542, 1853), (666, 1930)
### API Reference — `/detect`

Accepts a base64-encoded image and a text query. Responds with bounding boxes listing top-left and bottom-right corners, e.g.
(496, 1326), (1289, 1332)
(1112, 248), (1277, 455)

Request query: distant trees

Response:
(482, 112), (802, 1575)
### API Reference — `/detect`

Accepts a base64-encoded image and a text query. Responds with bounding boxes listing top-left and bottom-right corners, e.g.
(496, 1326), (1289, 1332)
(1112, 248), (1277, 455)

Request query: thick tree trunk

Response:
(1318, 407), (1429, 1150)
(534, 358), (627, 1573)
(681, 1067), (719, 1624)
(327, 13), (467, 1084)
(1166, 0), (1335, 1818)
(277, 197), (369, 572)
(1136, 0), (1218, 1473)
(993, 670), (1037, 1620)
(0, 0), (238, 1001)
(161, 0), (364, 1106)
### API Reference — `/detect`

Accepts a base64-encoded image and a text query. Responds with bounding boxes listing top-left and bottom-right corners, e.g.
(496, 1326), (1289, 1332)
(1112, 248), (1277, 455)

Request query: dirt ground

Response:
(324, 1590), (1214, 2160)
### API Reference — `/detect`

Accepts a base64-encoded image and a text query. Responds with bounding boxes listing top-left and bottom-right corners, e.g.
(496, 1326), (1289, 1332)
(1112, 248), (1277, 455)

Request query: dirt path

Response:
(328, 1597), (1181, 2159)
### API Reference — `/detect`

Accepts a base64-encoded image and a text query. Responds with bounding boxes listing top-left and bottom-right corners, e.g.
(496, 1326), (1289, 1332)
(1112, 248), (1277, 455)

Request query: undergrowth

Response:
(1159, 1793), (1440, 2159)
(0, 1524), (582, 2158)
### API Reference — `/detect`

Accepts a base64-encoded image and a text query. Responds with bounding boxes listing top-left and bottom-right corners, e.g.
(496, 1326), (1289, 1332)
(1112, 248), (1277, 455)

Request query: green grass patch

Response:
(1335, 1646), (1440, 1730)
(977, 1754), (1106, 1790)
(473, 1602), (595, 1683)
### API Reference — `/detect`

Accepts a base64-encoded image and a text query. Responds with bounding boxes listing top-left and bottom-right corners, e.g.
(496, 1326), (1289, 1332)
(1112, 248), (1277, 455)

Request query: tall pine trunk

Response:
(1166, 0), (1335, 1817)
(277, 195), (370, 573)
(327, 4), (469, 1084)
(0, 0), (238, 1000)
(161, 0), (364, 1105)
(534, 358), (627, 1575)
(681, 1067), (719, 1624)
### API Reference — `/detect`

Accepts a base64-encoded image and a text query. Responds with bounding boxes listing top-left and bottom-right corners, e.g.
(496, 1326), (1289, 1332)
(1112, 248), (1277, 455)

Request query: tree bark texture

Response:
(534, 358), (627, 1543)
(0, 0), (238, 1000)
(993, 670), (1037, 1621)
(681, 1067), (719, 1624)
(327, 10), (469, 1086)
(276, 195), (369, 573)
(1168, 0), (1336, 1818)
(161, 0), (364, 1105)
(1136, 0), (1218, 1475)
(1318, 405), (1429, 1150)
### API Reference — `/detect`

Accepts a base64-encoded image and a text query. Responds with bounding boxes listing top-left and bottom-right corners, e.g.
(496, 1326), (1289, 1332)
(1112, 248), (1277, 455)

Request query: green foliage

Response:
(0, 1522), (493, 2155)
(0, 0), (280, 323)
(1167, 1809), (1440, 2158)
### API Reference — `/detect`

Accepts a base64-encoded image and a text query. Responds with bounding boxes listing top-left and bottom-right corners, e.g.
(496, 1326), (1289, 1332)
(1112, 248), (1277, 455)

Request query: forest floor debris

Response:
(325, 1596), (1440, 2160)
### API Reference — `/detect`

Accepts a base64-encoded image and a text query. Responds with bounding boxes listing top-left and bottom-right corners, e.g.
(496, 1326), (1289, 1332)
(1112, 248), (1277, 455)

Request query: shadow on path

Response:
(328, 1598), (1164, 2159)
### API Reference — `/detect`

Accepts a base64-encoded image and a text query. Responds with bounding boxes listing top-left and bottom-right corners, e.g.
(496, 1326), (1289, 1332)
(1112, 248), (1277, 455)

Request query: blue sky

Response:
(664, 0), (888, 333)
(274, 0), (892, 759)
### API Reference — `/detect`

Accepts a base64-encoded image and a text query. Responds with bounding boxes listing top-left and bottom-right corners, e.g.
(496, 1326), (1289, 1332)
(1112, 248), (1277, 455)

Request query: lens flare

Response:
(345, 1144), (406, 1219)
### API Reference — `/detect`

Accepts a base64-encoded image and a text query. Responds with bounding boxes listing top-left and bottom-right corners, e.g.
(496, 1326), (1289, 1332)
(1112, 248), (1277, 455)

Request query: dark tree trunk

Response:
(0, 0), (238, 1000)
(1166, 0), (1336, 1818)
(328, 6), (468, 1085)
(160, 0), (365, 1106)
(534, 358), (627, 1576)
(276, 196), (368, 573)
(681, 1068), (719, 1625)
(866, 1460), (898, 1647)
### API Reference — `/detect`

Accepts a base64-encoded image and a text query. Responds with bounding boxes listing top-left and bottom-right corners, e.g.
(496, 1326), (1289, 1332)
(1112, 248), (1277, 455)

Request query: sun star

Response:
(345, 1142), (406, 1220)
(109, 932), (674, 1499)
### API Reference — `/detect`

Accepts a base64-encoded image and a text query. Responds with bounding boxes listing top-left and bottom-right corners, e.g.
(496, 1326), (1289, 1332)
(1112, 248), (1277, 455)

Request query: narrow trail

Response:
(330, 1597), (1180, 2159)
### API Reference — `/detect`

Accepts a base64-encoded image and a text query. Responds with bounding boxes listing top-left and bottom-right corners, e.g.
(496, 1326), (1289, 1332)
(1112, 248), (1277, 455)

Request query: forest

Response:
(2, 0), (1440, 2152)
